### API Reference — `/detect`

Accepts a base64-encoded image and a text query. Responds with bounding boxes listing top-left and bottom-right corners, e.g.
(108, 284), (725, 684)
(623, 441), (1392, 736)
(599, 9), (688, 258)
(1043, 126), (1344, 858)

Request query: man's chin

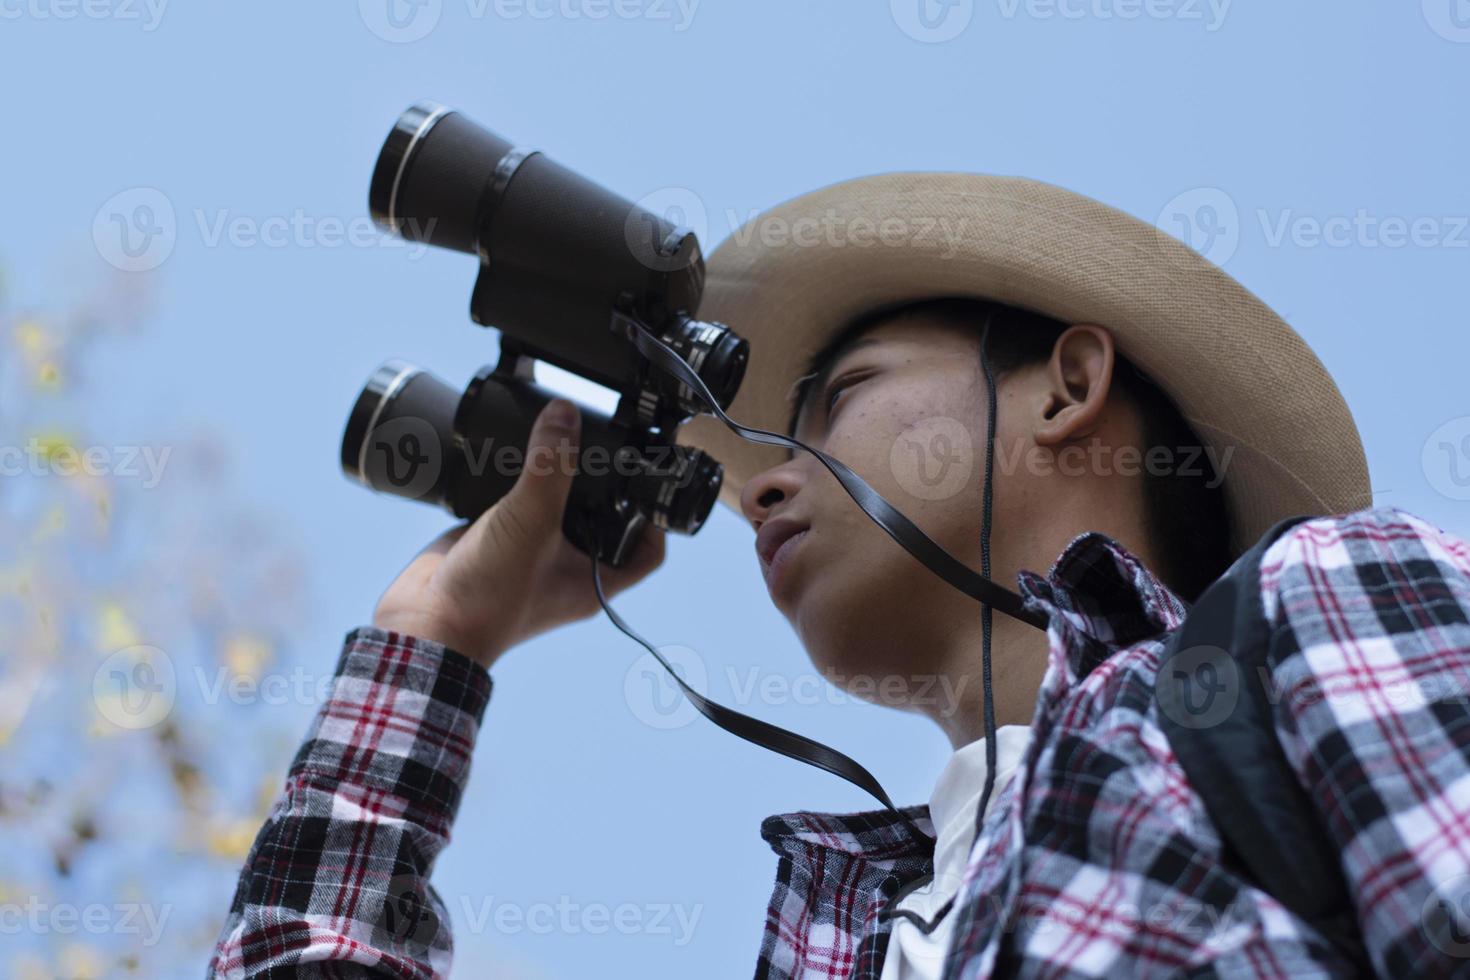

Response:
(799, 620), (911, 696)
(798, 646), (930, 713)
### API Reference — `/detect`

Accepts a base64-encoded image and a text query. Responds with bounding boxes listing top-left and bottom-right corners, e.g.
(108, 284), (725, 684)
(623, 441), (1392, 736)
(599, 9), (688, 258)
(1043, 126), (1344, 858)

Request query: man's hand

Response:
(373, 398), (666, 668)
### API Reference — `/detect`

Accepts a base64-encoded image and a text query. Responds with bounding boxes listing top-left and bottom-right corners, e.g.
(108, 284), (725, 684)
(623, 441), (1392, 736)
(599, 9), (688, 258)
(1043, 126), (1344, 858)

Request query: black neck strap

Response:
(587, 318), (1045, 814)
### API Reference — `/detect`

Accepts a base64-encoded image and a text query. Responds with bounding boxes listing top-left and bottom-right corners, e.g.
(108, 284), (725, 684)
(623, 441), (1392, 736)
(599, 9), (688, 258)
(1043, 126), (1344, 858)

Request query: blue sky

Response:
(2, 2), (1468, 976)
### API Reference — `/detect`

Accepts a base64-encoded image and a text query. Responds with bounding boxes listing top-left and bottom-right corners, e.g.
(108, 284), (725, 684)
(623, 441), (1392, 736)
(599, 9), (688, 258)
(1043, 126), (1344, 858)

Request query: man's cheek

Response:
(819, 425), (894, 487)
(878, 410), (977, 505)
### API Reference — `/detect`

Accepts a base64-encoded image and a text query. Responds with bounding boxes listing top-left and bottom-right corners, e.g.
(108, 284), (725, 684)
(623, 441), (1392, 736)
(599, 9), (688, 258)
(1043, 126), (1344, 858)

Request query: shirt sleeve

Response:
(208, 627), (492, 979)
(1259, 508), (1470, 977)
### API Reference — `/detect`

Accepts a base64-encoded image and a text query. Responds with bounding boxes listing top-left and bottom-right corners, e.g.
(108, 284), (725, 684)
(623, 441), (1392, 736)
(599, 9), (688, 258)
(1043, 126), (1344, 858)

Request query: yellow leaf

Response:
(31, 433), (74, 463)
(10, 952), (49, 980)
(207, 819), (260, 860)
(58, 942), (104, 979)
(258, 775), (281, 812)
(34, 507), (66, 540)
(223, 634), (272, 682)
(88, 702), (129, 739)
(98, 603), (141, 651)
(14, 319), (47, 356)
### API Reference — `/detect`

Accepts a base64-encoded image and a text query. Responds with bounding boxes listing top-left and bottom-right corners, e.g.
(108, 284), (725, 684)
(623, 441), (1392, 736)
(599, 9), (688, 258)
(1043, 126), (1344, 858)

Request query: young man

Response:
(211, 174), (1470, 977)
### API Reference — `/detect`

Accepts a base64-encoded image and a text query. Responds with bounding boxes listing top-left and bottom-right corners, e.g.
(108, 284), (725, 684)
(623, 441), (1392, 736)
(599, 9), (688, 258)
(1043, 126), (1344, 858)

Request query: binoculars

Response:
(342, 103), (748, 564)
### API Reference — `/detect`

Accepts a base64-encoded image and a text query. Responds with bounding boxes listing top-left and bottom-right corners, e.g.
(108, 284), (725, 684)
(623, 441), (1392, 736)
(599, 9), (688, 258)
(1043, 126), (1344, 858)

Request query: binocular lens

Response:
(629, 447), (723, 536)
(342, 361), (724, 547)
(369, 103), (517, 254)
(660, 317), (750, 415)
(341, 360), (460, 509)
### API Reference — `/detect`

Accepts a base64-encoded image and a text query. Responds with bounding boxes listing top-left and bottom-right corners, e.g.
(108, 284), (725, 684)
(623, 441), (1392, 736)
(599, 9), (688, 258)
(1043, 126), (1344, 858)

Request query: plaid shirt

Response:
(210, 507), (1470, 978)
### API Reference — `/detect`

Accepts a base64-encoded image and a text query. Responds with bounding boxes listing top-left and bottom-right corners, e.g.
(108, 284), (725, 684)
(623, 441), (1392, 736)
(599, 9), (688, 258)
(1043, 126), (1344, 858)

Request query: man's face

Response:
(738, 308), (1025, 690)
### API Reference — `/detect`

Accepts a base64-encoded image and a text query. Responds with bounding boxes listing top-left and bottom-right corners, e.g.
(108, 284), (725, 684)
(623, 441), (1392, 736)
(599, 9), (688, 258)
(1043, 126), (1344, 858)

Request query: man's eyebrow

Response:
(785, 336), (883, 441)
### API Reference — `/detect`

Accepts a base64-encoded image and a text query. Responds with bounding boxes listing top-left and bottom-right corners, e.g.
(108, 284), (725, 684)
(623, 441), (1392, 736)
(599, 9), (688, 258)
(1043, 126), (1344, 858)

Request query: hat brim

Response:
(675, 172), (1370, 557)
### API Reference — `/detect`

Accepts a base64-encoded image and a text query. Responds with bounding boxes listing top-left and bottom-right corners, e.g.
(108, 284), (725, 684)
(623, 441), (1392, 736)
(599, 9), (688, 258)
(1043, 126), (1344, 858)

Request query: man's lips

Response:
(756, 518), (808, 567)
(764, 528), (811, 590)
(755, 519), (810, 588)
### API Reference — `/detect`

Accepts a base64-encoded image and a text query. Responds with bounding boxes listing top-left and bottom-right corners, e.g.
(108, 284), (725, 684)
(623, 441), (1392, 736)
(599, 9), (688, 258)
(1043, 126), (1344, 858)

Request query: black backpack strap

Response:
(1156, 516), (1364, 959)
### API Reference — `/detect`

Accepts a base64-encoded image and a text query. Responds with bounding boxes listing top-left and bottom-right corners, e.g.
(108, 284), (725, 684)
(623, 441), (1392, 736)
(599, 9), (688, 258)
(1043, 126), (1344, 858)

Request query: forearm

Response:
(208, 627), (491, 979)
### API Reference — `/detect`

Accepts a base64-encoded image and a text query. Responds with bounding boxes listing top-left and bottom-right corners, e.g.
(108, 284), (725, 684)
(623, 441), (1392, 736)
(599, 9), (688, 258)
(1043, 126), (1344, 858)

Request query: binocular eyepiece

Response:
(343, 103), (748, 563)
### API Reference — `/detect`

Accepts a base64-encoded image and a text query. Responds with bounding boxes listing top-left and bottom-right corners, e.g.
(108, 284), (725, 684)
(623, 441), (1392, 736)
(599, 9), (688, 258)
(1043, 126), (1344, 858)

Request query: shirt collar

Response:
(762, 530), (1185, 857)
(1017, 529), (1187, 679)
(926, 725), (1031, 891)
(760, 805), (935, 864)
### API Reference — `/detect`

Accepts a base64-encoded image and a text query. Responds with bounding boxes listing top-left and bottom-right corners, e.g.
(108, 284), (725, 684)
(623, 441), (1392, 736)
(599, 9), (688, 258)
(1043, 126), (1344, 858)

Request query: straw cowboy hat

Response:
(676, 172), (1372, 557)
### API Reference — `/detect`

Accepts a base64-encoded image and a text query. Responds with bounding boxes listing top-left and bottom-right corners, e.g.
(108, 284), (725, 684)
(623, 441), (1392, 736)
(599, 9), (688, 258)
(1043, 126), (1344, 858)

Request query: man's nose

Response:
(739, 460), (804, 529)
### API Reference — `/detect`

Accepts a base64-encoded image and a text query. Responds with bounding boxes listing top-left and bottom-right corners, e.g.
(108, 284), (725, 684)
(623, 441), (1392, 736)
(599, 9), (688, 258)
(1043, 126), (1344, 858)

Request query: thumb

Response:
(496, 398), (581, 540)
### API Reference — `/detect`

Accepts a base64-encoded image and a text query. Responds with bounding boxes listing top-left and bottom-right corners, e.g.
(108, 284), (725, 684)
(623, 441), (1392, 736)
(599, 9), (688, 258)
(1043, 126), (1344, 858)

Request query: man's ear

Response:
(1033, 324), (1116, 447)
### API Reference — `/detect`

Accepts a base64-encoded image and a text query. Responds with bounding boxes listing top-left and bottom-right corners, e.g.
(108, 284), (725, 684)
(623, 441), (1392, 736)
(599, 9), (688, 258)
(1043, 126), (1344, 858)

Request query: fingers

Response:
(501, 399), (581, 533)
(457, 398), (581, 563)
(629, 524), (666, 573)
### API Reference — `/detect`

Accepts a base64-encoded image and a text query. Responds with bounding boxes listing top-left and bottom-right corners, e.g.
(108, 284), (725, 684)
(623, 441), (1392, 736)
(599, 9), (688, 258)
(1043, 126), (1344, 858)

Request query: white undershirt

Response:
(879, 725), (1031, 980)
